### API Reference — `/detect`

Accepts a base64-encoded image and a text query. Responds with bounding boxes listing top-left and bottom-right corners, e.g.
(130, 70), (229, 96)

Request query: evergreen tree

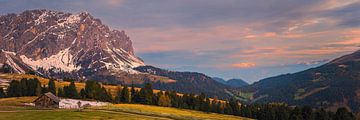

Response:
(229, 98), (240, 115)
(80, 88), (86, 99)
(120, 86), (130, 103)
(290, 107), (302, 120)
(301, 106), (314, 120)
(130, 83), (136, 103)
(20, 78), (28, 96)
(315, 108), (331, 120)
(48, 79), (56, 95)
(7, 80), (22, 97)
(35, 81), (42, 96)
(0, 87), (6, 98)
(115, 87), (122, 103)
(224, 102), (233, 114)
(57, 87), (64, 97)
(334, 107), (355, 120)
(139, 83), (153, 104)
(217, 101), (224, 114)
(84, 80), (101, 99)
(64, 81), (79, 99)
(41, 85), (48, 94)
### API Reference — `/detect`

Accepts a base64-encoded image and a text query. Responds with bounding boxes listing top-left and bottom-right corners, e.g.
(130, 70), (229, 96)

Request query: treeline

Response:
(0, 78), (356, 120)
(0, 78), (43, 97)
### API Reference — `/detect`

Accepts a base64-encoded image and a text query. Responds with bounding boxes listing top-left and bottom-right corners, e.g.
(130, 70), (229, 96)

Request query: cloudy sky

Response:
(1, 0), (359, 83)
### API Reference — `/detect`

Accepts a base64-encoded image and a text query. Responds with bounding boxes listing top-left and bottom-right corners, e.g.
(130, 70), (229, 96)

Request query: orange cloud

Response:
(231, 62), (256, 68)
(263, 32), (277, 37)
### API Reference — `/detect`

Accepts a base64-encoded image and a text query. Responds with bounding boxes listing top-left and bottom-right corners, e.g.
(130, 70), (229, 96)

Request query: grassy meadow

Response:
(0, 97), (251, 120)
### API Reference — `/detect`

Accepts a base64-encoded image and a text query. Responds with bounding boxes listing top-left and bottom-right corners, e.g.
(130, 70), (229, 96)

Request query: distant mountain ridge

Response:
(212, 77), (249, 88)
(135, 66), (233, 99)
(238, 50), (360, 112)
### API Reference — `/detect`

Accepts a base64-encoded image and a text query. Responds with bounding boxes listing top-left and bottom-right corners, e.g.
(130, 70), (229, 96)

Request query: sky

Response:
(1, 0), (359, 83)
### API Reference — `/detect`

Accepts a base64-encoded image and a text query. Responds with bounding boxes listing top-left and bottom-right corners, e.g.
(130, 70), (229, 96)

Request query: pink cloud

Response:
(231, 62), (256, 68)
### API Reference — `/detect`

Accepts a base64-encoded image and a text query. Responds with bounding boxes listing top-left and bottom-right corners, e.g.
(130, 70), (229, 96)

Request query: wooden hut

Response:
(33, 92), (60, 108)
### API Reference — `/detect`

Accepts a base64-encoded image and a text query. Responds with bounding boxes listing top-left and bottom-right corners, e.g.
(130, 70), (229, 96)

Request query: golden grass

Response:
(101, 104), (252, 120)
(0, 97), (37, 110)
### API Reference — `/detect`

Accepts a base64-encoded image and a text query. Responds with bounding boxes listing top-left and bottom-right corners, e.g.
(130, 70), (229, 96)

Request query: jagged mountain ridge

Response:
(0, 9), (144, 80)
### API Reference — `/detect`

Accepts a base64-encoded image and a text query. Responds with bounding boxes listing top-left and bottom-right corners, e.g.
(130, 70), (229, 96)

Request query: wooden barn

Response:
(33, 92), (60, 108)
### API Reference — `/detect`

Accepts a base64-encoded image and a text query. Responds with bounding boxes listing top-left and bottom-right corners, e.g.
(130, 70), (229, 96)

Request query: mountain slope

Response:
(135, 66), (232, 99)
(240, 50), (360, 112)
(213, 77), (249, 88)
(226, 79), (249, 88)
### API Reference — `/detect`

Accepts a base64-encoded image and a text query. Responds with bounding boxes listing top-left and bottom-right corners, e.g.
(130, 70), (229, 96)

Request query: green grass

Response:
(0, 97), (251, 120)
(0, 110), (170, 120)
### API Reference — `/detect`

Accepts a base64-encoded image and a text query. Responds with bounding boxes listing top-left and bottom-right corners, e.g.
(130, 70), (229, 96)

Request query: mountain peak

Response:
(0, 9), (144, 79)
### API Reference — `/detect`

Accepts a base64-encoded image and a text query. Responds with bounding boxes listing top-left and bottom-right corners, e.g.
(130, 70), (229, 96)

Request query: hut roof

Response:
(34, 92), (60, 103)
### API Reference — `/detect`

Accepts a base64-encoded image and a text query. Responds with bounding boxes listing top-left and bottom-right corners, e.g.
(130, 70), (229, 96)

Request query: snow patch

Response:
(71, 38), (77, 44)
(58, 14), (81, 27)
(20, 48), (80, 72)
(35, 12), (49, 25)
(4, 53), (25, 73)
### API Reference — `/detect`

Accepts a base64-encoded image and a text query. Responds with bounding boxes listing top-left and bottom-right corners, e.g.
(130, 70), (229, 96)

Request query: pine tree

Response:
(115, 87), (122, 103)
(41, 85), (48, 94)
(84, 80), (101, 99)
(48, 79), (56, 95)
(20, 78), (28, 96)
(204, 98), (211, 112)
(57, 87), (64, 97)
(0, 87), (6, 98)
(334, 107), (355, 120)
(80, 88), (86, 99)
(130, 83), (136, 103)
(64, 81), (79, 99)
(315, 108), (330, 120)
(139, 83), (153, 104)
(301, 106), (314, 120)
(290, 107), (302, 120)
(35, 81), (42, 96)
(7, 80), (22, 97)
(120, 86), (130, 103)
(224, 102), (233, 114)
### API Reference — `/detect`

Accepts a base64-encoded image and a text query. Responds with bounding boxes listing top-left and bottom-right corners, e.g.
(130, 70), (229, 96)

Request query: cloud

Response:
(231, 62), (256, 68)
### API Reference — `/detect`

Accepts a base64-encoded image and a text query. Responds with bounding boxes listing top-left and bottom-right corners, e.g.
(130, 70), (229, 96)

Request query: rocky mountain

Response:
(213, 77), (249, 88)
(0, 9), (172, 84)
(238, 50), (360, 112)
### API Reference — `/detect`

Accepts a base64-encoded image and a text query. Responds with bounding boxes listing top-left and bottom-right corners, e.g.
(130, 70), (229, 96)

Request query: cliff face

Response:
(0, 9), (144, 80)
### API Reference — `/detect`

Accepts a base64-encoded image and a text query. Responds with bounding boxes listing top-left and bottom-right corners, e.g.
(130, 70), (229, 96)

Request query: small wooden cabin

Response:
(33, 92), (60, 108)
